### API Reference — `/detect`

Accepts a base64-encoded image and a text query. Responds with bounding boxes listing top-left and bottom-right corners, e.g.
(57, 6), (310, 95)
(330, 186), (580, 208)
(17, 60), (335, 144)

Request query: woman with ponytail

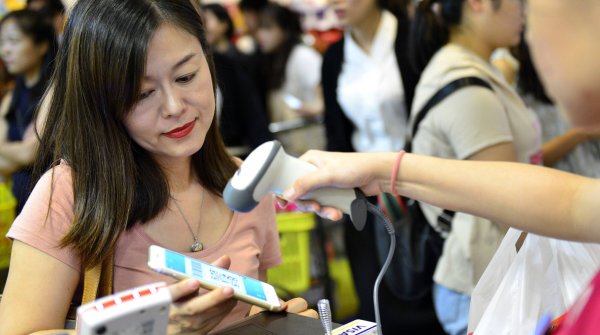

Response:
(408, 0), (535, 334)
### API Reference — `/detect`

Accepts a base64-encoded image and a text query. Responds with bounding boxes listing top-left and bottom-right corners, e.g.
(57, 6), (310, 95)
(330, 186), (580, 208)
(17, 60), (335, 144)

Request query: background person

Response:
(202, 3), (272, 158)
(321, 0), (441, 332)
(256, 3), (325, 157)
(408, 0), (535, 333)
(515, 39), (600, 177)
(0, 8), (57, 214)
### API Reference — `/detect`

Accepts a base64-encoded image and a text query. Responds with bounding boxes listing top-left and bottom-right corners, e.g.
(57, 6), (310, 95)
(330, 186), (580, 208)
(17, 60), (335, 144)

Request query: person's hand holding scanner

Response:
(167, 255), (237, 335)
(283, 150), (397, 220)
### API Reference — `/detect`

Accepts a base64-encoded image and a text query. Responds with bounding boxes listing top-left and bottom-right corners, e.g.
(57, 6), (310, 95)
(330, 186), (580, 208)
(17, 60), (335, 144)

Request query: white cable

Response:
(366, 202), (396, 335)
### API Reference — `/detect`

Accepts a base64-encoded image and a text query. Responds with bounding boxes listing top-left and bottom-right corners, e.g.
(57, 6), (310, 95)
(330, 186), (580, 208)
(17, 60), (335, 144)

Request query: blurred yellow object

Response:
(0, 182), (16, 269)
(268, 212), (315, 295)
(328, 257), (359, 320)
(5, 0), (27, 11)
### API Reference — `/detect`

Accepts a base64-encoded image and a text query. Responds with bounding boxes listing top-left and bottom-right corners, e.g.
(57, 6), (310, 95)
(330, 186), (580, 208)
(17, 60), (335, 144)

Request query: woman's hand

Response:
(248, 297), (318, 318)
(167, 256), (237, 335)
(282, 150), (395, 220)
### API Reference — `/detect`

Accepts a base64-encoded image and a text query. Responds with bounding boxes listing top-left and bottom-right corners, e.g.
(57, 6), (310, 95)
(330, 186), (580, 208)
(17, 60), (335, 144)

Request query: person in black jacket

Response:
(321, 0), (444, 333)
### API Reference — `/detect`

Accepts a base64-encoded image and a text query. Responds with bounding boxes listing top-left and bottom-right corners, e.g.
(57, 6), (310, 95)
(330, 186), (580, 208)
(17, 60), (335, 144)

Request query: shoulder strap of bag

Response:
(65, 254), (114, 325)
(82, 254), (114, 304)
(406, 76), (493, 232)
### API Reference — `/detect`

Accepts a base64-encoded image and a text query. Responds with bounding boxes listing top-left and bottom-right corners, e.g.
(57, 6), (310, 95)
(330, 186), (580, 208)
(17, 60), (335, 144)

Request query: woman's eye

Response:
(176, 72), (196, 84)
(140, 89), (154, 100)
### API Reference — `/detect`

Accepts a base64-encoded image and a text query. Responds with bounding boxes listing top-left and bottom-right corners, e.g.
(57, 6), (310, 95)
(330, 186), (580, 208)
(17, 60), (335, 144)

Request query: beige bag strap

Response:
(65, 254), (113, 323)
(82, 254), (114, 304)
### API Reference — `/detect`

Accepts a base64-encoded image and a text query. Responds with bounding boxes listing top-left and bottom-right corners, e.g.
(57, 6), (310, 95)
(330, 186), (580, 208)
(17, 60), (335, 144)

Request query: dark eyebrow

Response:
(173, 53), (198, 71)
(143, 53), (199, 80)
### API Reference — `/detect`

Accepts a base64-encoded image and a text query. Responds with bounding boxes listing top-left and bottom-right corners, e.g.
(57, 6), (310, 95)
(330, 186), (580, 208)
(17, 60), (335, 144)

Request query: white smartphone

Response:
(147, 245), (283, 312)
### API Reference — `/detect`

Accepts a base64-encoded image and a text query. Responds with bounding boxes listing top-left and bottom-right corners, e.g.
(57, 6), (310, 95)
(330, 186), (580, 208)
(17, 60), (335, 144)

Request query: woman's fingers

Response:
(248, 304), (265, 316)
(298, 309), (319, 319)
(173, 286), (235, 315)
(292, 200), (344, 221)
(168, 279), (201, 302)
(168, 287), (236, 334)
(211, 255), (231, 270)
(283, 297), (308, 313)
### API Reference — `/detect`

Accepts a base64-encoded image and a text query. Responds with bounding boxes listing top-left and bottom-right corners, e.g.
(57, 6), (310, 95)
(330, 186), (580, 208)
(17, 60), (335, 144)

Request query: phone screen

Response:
(164, 249), (268, 302)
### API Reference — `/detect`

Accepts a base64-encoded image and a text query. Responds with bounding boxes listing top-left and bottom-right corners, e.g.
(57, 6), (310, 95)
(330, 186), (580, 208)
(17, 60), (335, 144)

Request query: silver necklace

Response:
(172, 188), (205, 252)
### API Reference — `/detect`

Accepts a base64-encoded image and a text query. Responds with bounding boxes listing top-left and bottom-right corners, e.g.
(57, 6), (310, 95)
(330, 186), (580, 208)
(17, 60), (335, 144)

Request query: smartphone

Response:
(147, 245), (283, 312)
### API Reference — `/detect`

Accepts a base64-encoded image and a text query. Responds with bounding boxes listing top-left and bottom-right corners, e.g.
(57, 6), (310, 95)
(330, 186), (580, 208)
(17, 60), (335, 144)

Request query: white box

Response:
(77, 282), (171, 335)
(332, 319), (378, 335)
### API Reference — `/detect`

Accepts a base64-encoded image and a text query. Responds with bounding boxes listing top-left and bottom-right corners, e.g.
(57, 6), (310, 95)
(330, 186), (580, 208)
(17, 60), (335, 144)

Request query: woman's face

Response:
(330, 0), (379, 27)
(0, 19), (48, 76)
(123, 24), (215, 166)
(526, 0), (600, 127)
(203, 11), (229, 47)
(256, 20), (285, 54)
(481, 0), (524, 48)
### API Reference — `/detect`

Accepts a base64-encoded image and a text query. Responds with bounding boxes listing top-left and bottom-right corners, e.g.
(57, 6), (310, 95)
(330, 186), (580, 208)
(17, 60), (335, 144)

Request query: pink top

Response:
(554, 270), (600, 335)
(7, 163), (282, 330)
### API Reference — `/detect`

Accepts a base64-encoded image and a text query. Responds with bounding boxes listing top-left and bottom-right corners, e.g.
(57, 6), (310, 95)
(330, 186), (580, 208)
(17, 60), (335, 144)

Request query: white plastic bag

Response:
(468, 228), (600, 335)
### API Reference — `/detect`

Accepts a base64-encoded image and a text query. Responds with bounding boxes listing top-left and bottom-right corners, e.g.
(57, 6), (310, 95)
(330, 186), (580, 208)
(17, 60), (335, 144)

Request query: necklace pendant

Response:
(190, 240), (203, 252)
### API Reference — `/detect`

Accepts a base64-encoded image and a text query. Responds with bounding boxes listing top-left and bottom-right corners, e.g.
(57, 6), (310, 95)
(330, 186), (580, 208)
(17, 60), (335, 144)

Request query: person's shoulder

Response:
(427, 45), (483, 75)
(36, 161), (74, 195)
(421, 52), (488, 90)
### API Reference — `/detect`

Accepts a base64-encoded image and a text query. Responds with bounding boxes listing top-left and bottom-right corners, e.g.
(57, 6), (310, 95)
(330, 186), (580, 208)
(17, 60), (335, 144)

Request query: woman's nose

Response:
(161, 87), (185, 118)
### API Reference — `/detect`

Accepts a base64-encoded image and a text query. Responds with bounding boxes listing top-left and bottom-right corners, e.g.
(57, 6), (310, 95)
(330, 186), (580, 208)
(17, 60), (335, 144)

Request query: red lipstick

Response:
(163, 120), (196, 139)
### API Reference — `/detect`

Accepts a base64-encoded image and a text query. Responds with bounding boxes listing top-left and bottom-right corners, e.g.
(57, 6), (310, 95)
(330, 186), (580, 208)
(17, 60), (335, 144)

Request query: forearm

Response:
(0, 155), (19, 175)
(0, 138), (38, 167)
(542, 128), (589, 166)
(391, 154), (599, 242)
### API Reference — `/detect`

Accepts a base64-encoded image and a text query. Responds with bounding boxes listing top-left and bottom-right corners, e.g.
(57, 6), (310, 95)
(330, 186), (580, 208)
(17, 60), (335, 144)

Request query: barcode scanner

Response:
(223, 140), (393, 335)
(223, 140), (367, 230)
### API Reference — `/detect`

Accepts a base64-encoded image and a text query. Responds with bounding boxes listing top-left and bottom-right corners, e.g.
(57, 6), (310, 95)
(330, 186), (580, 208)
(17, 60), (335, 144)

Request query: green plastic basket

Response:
(268, 212), (315, 295)
(0, 183), (17, 269)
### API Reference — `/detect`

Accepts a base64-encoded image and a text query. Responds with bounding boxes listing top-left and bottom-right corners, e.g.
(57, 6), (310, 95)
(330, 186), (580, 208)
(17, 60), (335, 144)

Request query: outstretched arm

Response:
(285, 151), (600, 243)
(541, 127), (600, 167)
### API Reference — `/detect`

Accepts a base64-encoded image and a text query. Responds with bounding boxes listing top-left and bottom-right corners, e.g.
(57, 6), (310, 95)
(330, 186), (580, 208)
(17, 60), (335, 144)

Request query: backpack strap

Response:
(406, 76), (493, 233)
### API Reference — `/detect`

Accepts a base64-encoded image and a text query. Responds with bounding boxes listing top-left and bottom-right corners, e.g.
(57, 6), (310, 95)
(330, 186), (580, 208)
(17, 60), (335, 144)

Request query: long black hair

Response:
(517, 37), (553, 104)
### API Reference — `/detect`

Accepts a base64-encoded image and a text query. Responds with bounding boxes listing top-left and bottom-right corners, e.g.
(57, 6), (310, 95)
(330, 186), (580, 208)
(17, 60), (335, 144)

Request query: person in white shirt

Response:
(321, 0), (440, 333)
